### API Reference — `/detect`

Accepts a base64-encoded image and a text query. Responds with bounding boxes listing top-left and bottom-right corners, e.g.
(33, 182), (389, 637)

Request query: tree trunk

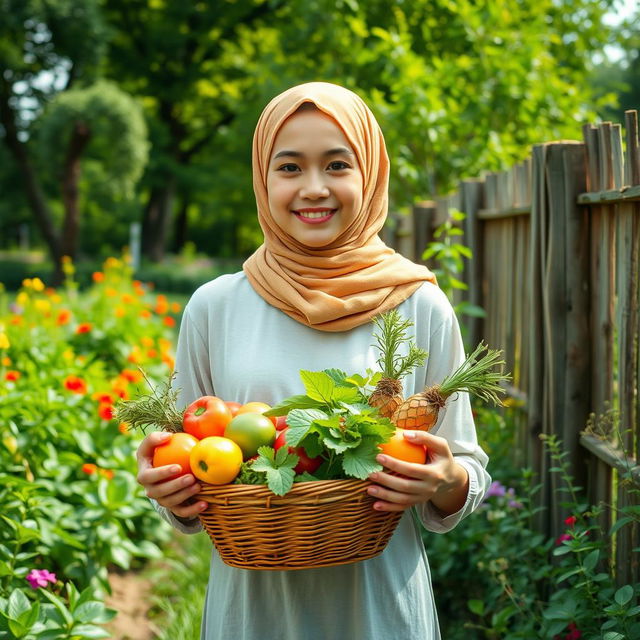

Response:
(172, 194), (189, 254)
(0, 78), (63, 282)
(141, 176), (176, 262)
(60, 121), (92, 260)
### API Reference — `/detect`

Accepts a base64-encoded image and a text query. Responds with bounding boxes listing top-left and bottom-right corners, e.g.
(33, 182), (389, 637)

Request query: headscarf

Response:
(242, 82), (436, 332)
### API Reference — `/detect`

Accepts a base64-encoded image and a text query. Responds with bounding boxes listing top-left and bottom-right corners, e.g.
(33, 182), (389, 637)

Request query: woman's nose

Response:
(299, 170), (330, 199)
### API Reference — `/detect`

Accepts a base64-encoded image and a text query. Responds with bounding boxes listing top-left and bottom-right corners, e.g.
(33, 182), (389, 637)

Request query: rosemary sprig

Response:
(372, 310), (428, 380)
(115, 370), (184, 433)
(438, 342), (509, 405)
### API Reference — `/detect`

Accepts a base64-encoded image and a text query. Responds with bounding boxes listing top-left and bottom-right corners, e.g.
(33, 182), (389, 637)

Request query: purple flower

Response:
(484, 481), (507, 499)
(25, 569), (57, 589)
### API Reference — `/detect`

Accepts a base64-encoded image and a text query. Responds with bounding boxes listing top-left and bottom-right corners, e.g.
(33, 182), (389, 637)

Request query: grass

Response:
(144, 531), (212, 639)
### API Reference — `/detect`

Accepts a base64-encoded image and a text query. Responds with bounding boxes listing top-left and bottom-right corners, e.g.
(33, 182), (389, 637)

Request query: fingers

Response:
(403, 430), (451, 455)
(136, 431), (171, 465)
(142, 469), (209, 518)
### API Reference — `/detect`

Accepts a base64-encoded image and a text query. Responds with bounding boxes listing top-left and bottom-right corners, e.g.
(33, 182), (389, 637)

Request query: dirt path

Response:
(105, 571), (157, 640)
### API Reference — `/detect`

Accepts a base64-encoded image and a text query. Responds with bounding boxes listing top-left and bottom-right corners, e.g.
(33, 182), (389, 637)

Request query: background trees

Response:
(1, 0), (634, 268)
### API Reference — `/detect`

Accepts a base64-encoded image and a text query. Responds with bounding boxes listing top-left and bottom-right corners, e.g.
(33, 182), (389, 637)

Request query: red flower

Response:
(92, 271), (105, 283)
(555, 533), (572, 546)
(564, 515), (577, 527)
(56, 310), (72, 326)
(75, 323), (92, 334)
(82, 463), (98, 475)
(162, 316), (176, 328)
(5, 370), (20, 381)
(64, 375), (87, 394)
(98, 403), (114, 421)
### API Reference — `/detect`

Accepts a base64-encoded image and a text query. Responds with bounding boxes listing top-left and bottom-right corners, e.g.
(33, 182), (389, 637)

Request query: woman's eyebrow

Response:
(272, 147), (354, 160)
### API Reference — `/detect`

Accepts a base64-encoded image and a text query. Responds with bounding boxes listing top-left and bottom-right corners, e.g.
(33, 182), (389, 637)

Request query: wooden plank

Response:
(598, 122), (614, 191)
(412, 201), (437, 268)
(583, 124), (600, 192)
(625, 110), (640, 186)
(611, 124), (624, 190)
(477, 205), (531, 220)
(580, 435), (640, 482)
(577, 184), (640, 204)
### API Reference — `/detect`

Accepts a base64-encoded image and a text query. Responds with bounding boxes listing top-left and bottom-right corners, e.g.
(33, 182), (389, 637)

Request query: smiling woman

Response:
(266, 107), (363, 248)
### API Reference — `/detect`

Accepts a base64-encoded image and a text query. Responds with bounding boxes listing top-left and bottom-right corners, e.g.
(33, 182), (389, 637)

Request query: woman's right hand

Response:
(136, 432), (207, 520)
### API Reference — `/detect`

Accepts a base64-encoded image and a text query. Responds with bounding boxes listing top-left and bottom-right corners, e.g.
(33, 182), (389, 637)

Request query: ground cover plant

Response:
(425, 407), (640, 640)
(0, 256), (181, 639)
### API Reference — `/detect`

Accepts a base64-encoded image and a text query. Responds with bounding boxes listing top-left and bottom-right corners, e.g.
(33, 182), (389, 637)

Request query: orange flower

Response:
(154, 294), (169, 315)
(93, 392), (114, 405)
(115, 306), (126, 318)
(2, 357), (11, 366)
(56, 309), (72, 326)
(75, 323), (92, 334)
(92, 271), (105, 283)
(64, 375), (87, 394)
(162, 353), (175, 370)
(139, 309), (151, 319)
(105, 287), (118, 298)
(170, 302), (181, 313)
(141, 336), (154, 348)
(163, 316), (176, 328)
(10, 316), (23, 326)
(98, 403), (114, 421)
(82, 463), (98, 475)
(121, 294), (134, 305)
(121, 368), (143, 384)
(147, 348), (158, 359)
(98, 469), (114, 480)
(5, 370), (20, 382)
(118, 422), (129, 434)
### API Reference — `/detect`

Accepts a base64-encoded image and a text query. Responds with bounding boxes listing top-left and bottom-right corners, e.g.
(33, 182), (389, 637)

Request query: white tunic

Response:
(155, 272), (490, 640)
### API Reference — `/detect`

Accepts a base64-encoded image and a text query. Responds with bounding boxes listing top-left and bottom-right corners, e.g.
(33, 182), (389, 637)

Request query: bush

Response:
(0, 256), (181, 638)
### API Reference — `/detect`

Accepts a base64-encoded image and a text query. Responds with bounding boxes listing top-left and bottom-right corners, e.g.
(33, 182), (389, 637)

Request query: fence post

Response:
(460, 179), (485, 348)
(412, 201), (437, 267)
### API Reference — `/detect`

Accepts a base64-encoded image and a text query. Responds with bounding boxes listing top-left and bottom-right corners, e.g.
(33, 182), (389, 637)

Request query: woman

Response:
(136, 82), (490, 639)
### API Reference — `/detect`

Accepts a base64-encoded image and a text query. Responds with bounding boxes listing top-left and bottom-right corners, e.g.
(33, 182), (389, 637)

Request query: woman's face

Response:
(266, 108), (364, 249)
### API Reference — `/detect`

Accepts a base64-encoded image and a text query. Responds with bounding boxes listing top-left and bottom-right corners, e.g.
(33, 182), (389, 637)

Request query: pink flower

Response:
(555, 533), (572, 546)
(25, 569), (57, 589)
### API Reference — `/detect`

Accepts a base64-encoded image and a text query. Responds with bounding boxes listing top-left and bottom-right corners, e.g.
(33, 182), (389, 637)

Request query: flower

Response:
(56, 309), (72, 326)
(64, 375), (87, 395)
(82, 463), (98, 475)
(118, 422), (129, 434)
(555, 533), (572, 546)
(0, 332), (10, 349)
(5, 370), (20, 381)
(26, 569), (57, 589)
(75, 323), (92, 334)
(99, 468), (114, 480)
(92, 271), (105, 283)
(98, 403), (114, 421)
(484, 481), (507, 499)
(163, 316), (176, 328)
(564, 515), (577, 527)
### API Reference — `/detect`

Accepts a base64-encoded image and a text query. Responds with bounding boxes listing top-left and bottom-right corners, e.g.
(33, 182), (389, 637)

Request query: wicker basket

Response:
(196, 479), (402, 571)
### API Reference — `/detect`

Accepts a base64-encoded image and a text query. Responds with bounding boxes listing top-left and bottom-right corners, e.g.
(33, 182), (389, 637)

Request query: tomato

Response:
(274, 428), (323, 474)
(379, 428), (427, 464)
(153, 432), (199, 477)
(183, 396), (232, 439)
(236, 401), (277, 427)
(224, 412), (276, 459)
(189, 436), (243, 484)
(274, 415), (288, 431)
(225, 401), (242, 417)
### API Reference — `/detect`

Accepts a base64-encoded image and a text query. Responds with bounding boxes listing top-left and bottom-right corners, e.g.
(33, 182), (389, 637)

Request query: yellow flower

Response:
(31, 278), (45, 292)
(62, 349), (75, 361)
(62, 256), (75, 276)
(34, 299), (51, 314)
(22, 278), (32, 289)
(0, 333), (9, 349)
(115, 306), (126, 318)
(50, 293), (62, 304)
(16, 292), (29, 307)
(141, 336), (154, 347)
(104, 257), (121, 270)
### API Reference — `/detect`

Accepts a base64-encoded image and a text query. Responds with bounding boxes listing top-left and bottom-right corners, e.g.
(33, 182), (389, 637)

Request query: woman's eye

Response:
(278, 163), (299, 173)
(327, 161), (350, 171)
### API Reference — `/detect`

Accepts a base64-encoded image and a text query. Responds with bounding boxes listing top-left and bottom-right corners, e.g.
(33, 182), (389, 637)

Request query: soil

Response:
(105, 570), (157, 640)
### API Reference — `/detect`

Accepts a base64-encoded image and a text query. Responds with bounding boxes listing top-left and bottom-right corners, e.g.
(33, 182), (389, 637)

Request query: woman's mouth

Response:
(293, 208), (337, 224)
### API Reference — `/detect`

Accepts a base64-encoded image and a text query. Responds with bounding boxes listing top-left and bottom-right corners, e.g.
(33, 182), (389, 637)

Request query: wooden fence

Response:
(386, 110), (640, 585)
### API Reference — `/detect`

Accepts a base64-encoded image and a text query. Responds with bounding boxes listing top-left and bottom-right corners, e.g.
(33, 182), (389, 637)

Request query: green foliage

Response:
(38, 81), (149, 198)
(425, 408), (640, 639)
(0, 256), (181, 637)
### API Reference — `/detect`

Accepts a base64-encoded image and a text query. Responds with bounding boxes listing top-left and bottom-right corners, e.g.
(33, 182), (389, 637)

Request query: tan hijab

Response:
(243, 82), (436, 332)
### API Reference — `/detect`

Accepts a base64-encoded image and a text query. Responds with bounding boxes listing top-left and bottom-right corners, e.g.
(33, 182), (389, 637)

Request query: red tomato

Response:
(183, 396), (233, 439)
(152, 432), (199, 477)
(225, 401), (242, 417)
(236, 401), (277, 427)
(274, 428), (323, 474)
(274, 415), (288, 431)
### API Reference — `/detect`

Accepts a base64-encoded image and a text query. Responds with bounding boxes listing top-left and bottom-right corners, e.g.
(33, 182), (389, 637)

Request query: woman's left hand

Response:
(367, 430), (469, 515)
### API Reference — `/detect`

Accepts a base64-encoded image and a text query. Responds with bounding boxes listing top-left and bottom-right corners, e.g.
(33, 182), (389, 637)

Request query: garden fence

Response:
(385, 110), (640, 586)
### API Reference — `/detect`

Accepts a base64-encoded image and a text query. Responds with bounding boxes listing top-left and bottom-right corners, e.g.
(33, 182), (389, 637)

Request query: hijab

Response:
(242, 82), (436, 332)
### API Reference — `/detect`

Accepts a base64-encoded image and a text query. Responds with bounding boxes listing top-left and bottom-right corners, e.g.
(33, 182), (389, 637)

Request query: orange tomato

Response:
(224, 401), (242, 417)
(379, 428), (427, 464)
(236, 401), (277, 426)
(153, 432), (199, 477)
(189, 436), (243, 484)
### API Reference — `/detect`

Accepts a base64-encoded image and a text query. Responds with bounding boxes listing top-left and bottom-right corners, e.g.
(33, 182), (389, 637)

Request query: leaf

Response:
(322, 368), (348, 385)
(263, 395), (323, 416)
(286, 409), (328, 446)
(300, 370), (336, 403)
(39, 589), (74, 626)
(583, 549), (599, 572)
(614, 585), (634, 606)
(265, 467), (296, 496)
(467, 599), (484, 616)
(7, 589), (31, 621)
(342, 440), (383, 479)
(68, 624), (112, 639)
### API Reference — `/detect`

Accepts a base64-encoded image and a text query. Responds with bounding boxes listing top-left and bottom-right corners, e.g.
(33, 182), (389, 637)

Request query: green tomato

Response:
(223, 413), (276, 459)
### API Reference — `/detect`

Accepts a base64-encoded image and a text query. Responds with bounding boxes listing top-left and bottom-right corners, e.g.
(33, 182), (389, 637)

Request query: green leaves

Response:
(251, 447), (299, 496)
